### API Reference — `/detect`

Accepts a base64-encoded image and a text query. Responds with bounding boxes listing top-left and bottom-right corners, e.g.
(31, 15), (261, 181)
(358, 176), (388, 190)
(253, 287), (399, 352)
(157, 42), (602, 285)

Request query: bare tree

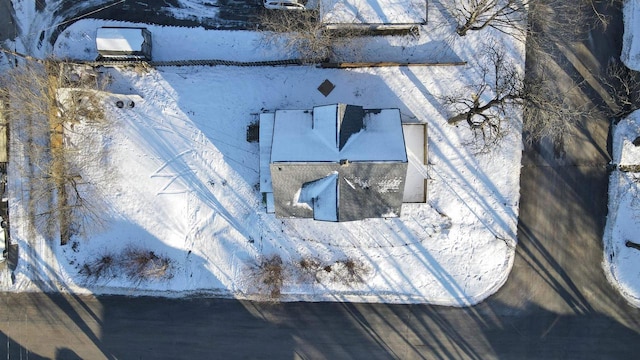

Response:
(258, 9), (331, 62)
(522, 0), (610, 148)
(444, 42), (594, 150)
(601, 58), (640, 119)
(0, 59), (111, 244)
(522, 72), (593, 147)
(445, 0), (622, 150)
(247, 254), (287, 301)
(586, 0), (623, 31)
(448, 0), (528, 39)
(443, 43), (524, 151)
(257, 9), (368, 62)
(449, 0), (618, 43)
(527, 0), (622, 53)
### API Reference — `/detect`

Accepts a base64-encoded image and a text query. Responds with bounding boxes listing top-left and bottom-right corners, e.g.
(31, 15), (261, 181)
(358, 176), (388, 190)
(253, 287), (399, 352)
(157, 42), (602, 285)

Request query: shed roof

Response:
(96, 27), (146, 52)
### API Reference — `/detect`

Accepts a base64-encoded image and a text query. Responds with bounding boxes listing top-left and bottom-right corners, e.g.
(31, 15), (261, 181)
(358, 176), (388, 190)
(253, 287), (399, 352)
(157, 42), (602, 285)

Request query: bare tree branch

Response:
(257, 9), (332, 62)
(447, 0), (528, 40)
(601, 58), (640, 119)
(443, 42), (523, 151)
(256, 9), (369, 62)
(0, 60), (112, 243)
(443, 40), (595, 150)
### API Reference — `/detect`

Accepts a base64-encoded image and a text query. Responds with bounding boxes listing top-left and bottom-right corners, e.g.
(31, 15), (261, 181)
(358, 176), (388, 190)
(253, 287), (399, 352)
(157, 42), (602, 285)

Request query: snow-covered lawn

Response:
(622, 0), (640, 71)
(1, 4), (523, 305)
(603, 111), (640, 307)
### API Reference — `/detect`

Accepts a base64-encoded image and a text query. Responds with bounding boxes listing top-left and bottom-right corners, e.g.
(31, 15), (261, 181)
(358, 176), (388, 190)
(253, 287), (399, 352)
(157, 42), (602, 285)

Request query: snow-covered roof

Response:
(297, 172), (338, 221)
(96, 27), (146, 52)
(320, 0), (427, 25)
(259, 113), (275, 193)
(270, 104), (407, 163)
(267, 104), (408, 222)
(402, 123), (427, 203)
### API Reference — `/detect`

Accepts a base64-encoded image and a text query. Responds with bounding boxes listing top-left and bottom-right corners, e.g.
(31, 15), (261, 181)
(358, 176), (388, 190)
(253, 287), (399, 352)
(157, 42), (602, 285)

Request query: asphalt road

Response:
(46, 0), (262, 47)
(2, 1), (640, 359)
(0, 0), (17, 42)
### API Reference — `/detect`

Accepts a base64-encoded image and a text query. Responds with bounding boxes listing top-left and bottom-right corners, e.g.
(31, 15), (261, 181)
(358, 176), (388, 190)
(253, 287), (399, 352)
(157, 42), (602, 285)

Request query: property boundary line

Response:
(81, 59), (468, 68)
(83, 59), (304, 67)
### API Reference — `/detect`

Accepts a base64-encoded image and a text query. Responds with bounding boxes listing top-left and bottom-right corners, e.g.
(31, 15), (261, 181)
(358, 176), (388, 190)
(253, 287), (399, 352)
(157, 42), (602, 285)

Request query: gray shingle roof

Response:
(270, 162), (407, 221)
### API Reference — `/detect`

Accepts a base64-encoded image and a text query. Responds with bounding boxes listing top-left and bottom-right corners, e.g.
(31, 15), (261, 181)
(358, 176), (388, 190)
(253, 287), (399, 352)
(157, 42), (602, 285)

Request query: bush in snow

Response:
(334, 259), (371, 285)
(296, 257), (324, 283)
(122, 246), (174, 283)
(80, 245), (174, 284)
(249, 254), (286, 300)
(79, 251), (118, 281)
(296, 257), (371, 286)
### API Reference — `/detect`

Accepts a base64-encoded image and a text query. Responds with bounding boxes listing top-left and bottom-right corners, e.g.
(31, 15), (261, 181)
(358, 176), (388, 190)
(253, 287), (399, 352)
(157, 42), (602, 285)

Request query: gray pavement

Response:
(47, 0), (262, 47)
(2, 1), (640, 359)
(0, 0), (17, 42)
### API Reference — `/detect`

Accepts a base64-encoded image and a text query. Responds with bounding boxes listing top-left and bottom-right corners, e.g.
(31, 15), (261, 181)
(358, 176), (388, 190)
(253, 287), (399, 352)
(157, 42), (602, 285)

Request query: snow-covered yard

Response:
(1, 3), (523, 305)
(603, 111), (640, 307)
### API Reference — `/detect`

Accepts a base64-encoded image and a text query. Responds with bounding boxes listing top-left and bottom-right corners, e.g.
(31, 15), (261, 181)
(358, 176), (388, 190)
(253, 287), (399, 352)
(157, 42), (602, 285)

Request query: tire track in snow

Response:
(149, 149), (195, 195)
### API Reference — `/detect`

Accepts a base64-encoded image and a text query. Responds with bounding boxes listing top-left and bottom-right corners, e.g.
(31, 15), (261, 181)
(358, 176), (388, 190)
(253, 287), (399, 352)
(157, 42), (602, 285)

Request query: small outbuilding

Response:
(96, 27), (152, 61)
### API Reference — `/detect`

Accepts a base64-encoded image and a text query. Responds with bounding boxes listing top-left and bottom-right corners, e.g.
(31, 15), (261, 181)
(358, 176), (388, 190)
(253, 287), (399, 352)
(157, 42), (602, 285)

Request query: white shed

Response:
(96, 27), (152, 61)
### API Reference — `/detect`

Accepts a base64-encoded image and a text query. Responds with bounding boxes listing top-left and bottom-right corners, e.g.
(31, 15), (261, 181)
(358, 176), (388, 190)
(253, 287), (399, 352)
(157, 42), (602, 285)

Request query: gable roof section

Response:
(298, 172), (338, 221)
(337, 162), (406, 221)
(337, 104), (364, 150)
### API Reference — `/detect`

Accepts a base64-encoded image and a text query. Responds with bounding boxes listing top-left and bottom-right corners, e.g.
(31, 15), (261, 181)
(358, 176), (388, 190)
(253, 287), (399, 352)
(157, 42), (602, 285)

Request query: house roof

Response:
(259, 112), (275, 193)
(267, 103), (408, 222)
(270, 104), (407, 163)
(96, 27), (146, 52)
(319, 0), (427, 25)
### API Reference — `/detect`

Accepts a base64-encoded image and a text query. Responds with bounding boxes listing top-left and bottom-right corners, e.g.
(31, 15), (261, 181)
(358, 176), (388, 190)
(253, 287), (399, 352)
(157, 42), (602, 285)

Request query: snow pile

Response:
(603, 111), (640, 307)
(2, 4), (524, 305)
(622, 0), (640, 71)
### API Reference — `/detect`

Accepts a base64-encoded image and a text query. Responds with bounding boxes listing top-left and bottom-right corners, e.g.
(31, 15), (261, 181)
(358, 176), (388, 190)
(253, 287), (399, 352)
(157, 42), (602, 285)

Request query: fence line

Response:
(83, 59), (304, 67)
(82, 59), (467, 68)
